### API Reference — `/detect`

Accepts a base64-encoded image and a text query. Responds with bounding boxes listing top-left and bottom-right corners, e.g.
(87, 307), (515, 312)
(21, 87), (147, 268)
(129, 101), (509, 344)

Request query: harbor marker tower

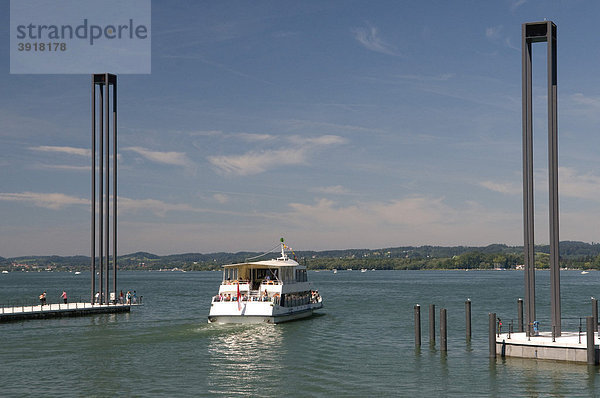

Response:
(91, 74), (118, 304)
(521, 21), (560, 337)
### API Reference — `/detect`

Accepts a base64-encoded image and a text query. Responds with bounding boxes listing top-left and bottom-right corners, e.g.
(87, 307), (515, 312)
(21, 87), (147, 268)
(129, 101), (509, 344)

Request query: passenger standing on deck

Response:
(39, 291), (46, 306)
(95, 291), (100, 304)
(133, 291), (137, 304)
(126, 291), (131, 304)
(61, 291), (68, 304)
(119, 290), (124, 304)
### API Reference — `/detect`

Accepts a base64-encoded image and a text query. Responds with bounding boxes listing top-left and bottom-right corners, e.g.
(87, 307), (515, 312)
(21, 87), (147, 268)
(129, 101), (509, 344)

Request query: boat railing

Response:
(0, 296), (140, 314)
(212, 293), (277, 303)
(222, 279), (250, 285)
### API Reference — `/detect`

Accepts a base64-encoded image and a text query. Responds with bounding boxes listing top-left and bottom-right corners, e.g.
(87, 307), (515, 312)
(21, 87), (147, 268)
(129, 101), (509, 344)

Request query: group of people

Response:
(213, 290), (278, 303)
(38, 290), (68, 306)
(93, 290), (137, 304)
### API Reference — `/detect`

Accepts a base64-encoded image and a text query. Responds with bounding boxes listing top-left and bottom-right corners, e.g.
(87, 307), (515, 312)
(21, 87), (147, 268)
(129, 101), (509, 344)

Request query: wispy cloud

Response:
(479, 180), (521, 195)
(485, 25), (502, 39)
(0, 192), (88, 210)
(208, 134), (346, 176)
(284, 195), (521, 246)
(208, 148), (307, 176)
(236, 133), (275, 142)
(353, 25), (399, 56)
(123, 146), (194, 169)
(485, 24), (519, 51)
(560, 167), (600, 201)
(212, 193), (229, 204)
(29, 146), (90, 157)
(396, 73), (454, 82)
(571, 93), (600, 109)
(311, 185), (349, 195)
(510, 0), (527, 12)
(32, 164), (90, 172)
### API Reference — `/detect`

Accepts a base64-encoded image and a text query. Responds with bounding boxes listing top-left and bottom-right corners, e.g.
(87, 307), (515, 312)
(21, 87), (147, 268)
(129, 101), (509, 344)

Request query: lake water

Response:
(1, 270), (600, 396)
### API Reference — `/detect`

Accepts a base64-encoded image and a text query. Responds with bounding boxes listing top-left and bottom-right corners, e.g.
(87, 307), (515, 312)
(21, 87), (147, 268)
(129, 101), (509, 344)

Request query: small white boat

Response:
(333, 269), (337, 274)
(1, 270), (8, 274)
(74, 271), (81, 275)
(361, 268), (367, 273)
(581, 271), (589, 275)
(208, 239), (323, 324)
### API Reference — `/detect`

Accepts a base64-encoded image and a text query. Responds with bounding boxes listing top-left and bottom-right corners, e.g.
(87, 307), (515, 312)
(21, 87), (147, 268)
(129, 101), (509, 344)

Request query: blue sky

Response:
(2, 0), (600, 257)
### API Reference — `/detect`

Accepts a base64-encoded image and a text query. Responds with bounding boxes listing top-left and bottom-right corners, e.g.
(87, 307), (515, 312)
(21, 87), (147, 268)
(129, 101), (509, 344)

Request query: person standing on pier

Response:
(61, 291), (68, 304)
(39, 291), (46, 306)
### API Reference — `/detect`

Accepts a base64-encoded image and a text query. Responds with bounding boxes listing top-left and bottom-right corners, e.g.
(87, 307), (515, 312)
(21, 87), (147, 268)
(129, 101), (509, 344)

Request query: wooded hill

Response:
(3, 241), (600, 272)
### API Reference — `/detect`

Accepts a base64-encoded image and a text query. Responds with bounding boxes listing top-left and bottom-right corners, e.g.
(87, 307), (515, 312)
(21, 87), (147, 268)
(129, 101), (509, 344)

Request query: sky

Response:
(2, 0), (600, 257)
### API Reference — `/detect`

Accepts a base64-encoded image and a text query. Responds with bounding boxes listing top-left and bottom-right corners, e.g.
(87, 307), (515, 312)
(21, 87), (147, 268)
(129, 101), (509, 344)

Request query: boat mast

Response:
(280, 237), (287, 260)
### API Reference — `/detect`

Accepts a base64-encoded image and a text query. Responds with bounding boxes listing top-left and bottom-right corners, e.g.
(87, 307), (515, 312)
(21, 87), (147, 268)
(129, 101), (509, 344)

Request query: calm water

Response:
(1, 270), (600, 396)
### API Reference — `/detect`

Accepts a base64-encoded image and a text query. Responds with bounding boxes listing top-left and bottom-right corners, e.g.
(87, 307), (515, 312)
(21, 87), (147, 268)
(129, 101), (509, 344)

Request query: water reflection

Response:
(206, 324), (284, 395)
(499, 357), (600, 395)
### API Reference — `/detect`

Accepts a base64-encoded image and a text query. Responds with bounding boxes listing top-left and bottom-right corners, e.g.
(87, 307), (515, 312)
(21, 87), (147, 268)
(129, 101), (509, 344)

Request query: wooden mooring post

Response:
(440, 308), (447, 351)
(429, 304), (436, 346)
(592, 297), (598, 334)
(587, 316), (598, 365)
(465, 299), (471, 342)
(414, 304), (421, 347)
(518, 298), (524, 333)
(489, 312), (496, 358)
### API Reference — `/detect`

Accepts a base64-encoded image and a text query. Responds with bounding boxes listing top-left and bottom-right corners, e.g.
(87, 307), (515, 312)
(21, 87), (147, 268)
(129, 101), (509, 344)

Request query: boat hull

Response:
(208, 308), (316, 324)
(208, 301), (322, 324)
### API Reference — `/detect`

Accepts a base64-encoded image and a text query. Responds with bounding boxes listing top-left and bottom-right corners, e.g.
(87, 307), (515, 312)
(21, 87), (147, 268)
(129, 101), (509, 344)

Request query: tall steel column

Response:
(521, 21), (561, 336)
(92, 73), (118, 304)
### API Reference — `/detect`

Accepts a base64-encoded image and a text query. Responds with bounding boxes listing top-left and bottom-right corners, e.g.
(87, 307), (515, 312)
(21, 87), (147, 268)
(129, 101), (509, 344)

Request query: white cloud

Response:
(396, 73), (454, 82)
(208, 134), (346, 176)
(571, 93), (600, 109)
(236, 133), (275, 141)
(0, 192), (87, 210)
(559, 167), (600, 201)
(213, 193), (229, 204)
(479, 180), (521, 195)
(353, 25), (399, 56)
(209, 148), (307, 176)
(485, 25), (502, 39)
(118, 197), (199, 217)
(123, 146), (194, 169)
(284, 196), (521, 247)
(510, 0), (527, 12)
(29, 146), (91, 157)
(311, 185), (349, 195)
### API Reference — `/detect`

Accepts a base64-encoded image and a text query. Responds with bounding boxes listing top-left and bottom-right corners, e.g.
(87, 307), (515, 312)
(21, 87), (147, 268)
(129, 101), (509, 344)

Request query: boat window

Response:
(280, 267), (293, 283)
(295, 269), (307, 282)
(224, 268), (238, 282)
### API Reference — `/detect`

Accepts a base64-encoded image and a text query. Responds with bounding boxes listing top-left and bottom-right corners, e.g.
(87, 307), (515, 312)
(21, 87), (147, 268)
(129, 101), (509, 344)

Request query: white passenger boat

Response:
(208, 239), (323, 324)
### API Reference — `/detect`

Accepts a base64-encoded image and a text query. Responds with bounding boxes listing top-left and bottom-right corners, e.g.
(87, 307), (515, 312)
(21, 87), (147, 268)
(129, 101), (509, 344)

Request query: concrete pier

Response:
(0, 302), (131, 323)
(496, 331), (598, 363)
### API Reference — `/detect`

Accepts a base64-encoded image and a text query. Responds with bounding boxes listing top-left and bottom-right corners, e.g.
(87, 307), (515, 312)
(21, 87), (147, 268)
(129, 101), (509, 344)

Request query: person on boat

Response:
(61, 291), (68, 304)
(94, 291), (100, 304)
(126, 291), (131, 304)
(119, 290), (124, 304)
(262, 290), (269, 301)
(39, 291), (46, 306)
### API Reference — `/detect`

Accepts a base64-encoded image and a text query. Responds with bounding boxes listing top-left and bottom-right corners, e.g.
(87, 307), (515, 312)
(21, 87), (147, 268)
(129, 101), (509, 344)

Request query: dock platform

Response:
(496, 331), (598, 363)
(0, 302), (131, 322)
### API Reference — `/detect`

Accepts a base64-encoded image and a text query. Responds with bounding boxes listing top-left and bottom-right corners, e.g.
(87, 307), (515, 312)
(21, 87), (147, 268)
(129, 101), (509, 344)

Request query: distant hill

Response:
(2, 241), (600, 271)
